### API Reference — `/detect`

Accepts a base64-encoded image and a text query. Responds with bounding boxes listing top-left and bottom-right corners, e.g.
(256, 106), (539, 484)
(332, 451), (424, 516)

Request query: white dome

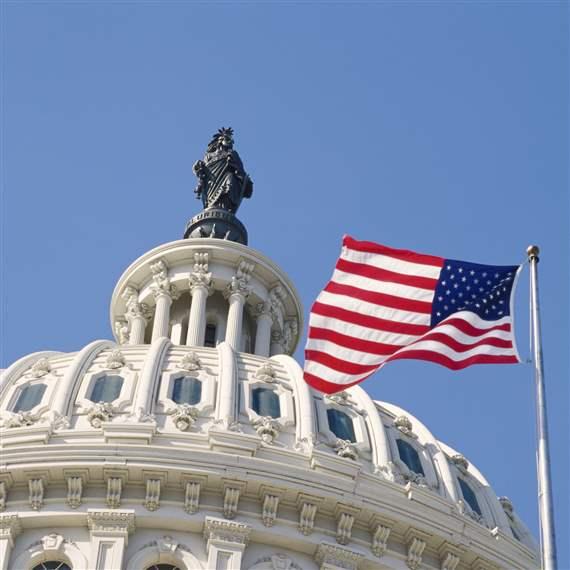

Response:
(0, 238), (538, 570)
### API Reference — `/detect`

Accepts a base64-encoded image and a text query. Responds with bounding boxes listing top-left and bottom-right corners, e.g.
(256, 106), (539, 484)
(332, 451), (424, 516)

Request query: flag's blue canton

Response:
(431, 260), (519, 327)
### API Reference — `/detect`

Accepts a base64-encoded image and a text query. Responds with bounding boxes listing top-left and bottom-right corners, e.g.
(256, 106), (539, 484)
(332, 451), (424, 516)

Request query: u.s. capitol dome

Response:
(0, 130), (537, 570)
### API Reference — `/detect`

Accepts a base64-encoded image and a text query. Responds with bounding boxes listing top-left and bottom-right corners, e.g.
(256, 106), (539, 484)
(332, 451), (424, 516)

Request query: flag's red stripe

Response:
(312, 302), (430, 336)
(304, 371), (371, 394)
(414, 331), (513, 352)
(326, 281), (433, 314)
(387, 350), (519, 370)
(305, 350), (380, 375)
(336, 258), (438, 291)
(308, 326), (401, 355)
(441, 317), (511, 336)
(344, 235), (444, 268)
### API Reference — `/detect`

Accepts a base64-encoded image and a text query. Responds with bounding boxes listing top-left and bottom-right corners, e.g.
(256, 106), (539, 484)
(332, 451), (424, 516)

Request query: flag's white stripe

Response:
(318, 290), (431, 326)
(392, 339), (517, 361)
(431, 322), (513, 344)
(437, 310), (512, 330)
(309, 313), (421, 346)
(342, 247), (442, 279)
(332, 269), (436, 302)
(304, 360), (372, 386)
(306, 338), (391, 365)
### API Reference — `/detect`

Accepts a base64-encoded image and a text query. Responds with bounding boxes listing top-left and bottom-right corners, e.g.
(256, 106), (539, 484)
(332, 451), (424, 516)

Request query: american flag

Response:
(304, 236), (522, 394)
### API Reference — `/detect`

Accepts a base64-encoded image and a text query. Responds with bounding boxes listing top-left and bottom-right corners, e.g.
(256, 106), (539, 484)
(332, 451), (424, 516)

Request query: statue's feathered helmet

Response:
(207, 127), (234, 153)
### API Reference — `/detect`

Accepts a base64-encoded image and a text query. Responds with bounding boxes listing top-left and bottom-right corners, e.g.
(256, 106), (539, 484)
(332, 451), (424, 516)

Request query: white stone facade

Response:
(0, 238), (538, 570)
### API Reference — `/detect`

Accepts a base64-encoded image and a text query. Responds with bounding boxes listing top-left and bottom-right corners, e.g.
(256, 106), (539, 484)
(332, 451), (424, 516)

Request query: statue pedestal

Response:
(184, 208), (248, 245)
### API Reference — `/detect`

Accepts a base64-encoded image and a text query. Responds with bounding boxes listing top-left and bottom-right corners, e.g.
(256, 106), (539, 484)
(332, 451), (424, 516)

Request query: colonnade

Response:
(117, 253), (297, 357)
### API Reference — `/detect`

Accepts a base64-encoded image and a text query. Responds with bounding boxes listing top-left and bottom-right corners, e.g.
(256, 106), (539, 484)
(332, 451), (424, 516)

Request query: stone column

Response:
(150, 259), (179, 342)
(87, 510), (134, 570)
(203, 517), (251, 570)
(186, 253), (213, 347)
(254, 303), (273, 357)
(122, 286), (150, 345)
(0, 515), (22, 570)
(270, 330), (285, 356)
(224, 261), (254, 351)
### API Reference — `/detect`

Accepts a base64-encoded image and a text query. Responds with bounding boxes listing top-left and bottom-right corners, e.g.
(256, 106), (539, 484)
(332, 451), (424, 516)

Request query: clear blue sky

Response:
(2, 2), (568, 565)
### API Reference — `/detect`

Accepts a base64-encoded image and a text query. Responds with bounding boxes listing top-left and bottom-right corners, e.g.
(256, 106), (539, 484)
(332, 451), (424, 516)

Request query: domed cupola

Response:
(110, 127), (302, 357)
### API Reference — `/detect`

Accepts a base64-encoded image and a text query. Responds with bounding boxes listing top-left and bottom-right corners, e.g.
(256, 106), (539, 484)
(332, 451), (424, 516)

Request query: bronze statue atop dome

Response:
(184, 127), (252, 245)
(193, 127), (253, 213)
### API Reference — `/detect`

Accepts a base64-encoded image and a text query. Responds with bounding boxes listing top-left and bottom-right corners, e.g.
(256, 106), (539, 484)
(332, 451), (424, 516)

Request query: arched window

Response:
(252, 387), (280, 418)
(89, 375), (123, 403)
(396, 439), (425, 476)
(458, 478), (482, 516)
(12, 383), (47, 412)
(204, 323), (217, 347)
(327, 409), (356, 442)
(145, 565), (181, 570)
(32, 563), (71, 570)
(172, 376), (202, 405)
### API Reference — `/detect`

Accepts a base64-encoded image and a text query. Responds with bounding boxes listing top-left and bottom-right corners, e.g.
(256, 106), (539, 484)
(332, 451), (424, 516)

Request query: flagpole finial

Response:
(527, 245), (540, 261)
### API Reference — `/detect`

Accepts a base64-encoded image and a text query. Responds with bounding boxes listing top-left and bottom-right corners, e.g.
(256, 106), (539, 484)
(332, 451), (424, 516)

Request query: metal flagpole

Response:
(527, 245), (557, 570)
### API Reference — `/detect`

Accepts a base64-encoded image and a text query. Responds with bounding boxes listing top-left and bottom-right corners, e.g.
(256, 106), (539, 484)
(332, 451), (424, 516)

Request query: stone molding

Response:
(314, 542), (364, 570)
(87, 509), (135, 534)
(203, 516), (251, 545)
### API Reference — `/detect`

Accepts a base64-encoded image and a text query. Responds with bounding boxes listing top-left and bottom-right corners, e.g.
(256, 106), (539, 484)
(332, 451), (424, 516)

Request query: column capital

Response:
(87, 509), (135, 535)
(122, 286), (151, 321)
(0, 514), (22, 543)
(150, 259), (179, 300)
(203, 516), (251, 546)
(189, 252), (213, 293)
(314, 542), (364, 570)
(224, 260), (254, 301)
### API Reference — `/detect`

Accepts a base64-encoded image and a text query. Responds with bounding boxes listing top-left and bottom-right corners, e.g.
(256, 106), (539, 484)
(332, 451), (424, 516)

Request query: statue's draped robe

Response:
(203, 149), (252, 212)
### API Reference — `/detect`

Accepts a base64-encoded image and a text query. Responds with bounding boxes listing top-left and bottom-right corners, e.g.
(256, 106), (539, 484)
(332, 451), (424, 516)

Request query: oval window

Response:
(32, 563), (72, 570)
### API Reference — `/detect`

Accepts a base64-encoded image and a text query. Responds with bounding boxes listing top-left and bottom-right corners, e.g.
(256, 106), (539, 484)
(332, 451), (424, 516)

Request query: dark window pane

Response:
(145, 565), (181, 570)
(396, 439), (425, 475)
(459, 478), (482, 516)
(32, 563), (72, 570)
(252, 387), (280, 418)
(327, 409), (356, 442)
(172, 376), (202, 405)
(13, 383), (47, 412)
(204, 324), (217, 347)
(510, 524), (522, 541)
(90, 375), (123, 403)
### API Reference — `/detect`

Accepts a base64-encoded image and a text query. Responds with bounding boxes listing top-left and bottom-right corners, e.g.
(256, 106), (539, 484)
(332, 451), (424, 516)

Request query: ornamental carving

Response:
(87, 510), (135, 533)
(326, 391), (349, 406)
(0, 514), (22, 538)
(251, 554), (303, 570)
(114, 319), (130, 344)
(66, 476), (83, 509)
(406, 535), (427, 570)
(179, 351), (201, 371)
(452, 453), (469, 472)
(225, 260), (254, 299)
(498, 496), (514, 515)
(122, 286), (151, 320)
(253, 416), (281, 444)
(144, 479), (161, 511)
(184, 481), (201, 514)
(29, 478), (44, 510)
(336, 511), (355, 545)
(203, 516), (251, 545)
(150, 258), (179, 300)
(254, 362), (277, 383)
(371, 523), (391, 557)
(335, 439), (358, 461)
(106, 477), (122, 509)
(189, 252), (213, 291)
(223, 487), (240, 519)
(29, 358), (51, 378)
(282, 319), (298, 354)
(314, 543), (364, 570)
(104, 349), (127, 370)
(2, 410), (39, 428)
(298, 502), (317, 535)
(171, 404), (199, 431)
(394, 415), (417, 438)
(0, 482), (5, 512)
(261, 494), (280, 527)
(87, 402), (114, 428)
